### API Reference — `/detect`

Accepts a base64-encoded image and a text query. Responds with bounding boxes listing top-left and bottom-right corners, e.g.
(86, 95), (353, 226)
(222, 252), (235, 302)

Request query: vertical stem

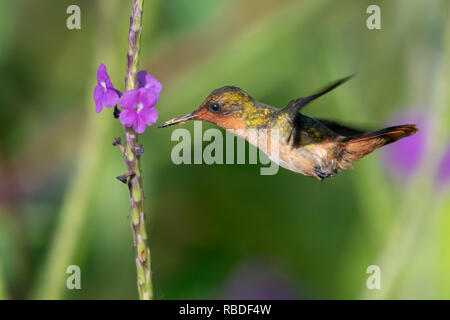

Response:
(0, 261), (8, 300)
(123, 0), (152, 300)
(32, 0), (119, 299)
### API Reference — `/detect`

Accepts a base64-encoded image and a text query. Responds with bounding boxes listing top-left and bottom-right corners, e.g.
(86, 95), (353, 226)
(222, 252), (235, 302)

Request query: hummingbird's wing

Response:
(283, 75), (354, 115)
(315, 118), (366, 137)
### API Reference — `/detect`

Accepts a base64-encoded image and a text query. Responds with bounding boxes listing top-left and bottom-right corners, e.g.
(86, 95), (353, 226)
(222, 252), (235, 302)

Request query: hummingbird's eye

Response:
(209, 102), (221, 113)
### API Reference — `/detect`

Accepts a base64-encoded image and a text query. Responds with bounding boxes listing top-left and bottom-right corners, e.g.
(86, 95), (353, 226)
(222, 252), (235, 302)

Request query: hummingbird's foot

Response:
(131, 143), (144, 156)
(116, 171), (136, 184)
(313, 166), (332, 181)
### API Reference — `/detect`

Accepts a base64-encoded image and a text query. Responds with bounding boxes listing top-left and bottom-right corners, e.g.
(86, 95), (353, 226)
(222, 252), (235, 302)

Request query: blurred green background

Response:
(0, 0), (449, 299)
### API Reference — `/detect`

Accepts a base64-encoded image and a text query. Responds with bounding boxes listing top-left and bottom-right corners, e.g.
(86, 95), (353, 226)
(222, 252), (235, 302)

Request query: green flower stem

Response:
(31, 0), (119, 299)
(122, 0), (152, 300)
(0, 261), (8, 300)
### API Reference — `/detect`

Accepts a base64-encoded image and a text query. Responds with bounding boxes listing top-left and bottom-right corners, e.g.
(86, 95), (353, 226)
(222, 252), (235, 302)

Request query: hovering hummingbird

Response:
(158, 76), (417, 180)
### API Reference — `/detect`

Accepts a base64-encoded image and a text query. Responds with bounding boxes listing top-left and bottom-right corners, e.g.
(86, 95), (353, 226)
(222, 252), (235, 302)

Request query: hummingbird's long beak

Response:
(157, 111), (198, 128)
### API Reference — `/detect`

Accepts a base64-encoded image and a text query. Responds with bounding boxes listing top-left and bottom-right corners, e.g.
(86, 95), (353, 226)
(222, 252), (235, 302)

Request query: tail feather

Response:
(338, 124), (418, 168)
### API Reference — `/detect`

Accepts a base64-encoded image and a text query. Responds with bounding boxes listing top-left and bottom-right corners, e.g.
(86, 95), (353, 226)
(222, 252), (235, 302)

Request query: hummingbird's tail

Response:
(338, 124), (418, 169)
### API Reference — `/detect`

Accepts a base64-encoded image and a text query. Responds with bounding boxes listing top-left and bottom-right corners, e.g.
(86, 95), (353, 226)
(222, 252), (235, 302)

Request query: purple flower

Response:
(382, 112), (426, 178)
(382, 110), (450, 190)
(221, 259), (298, 300)
(119, 88), (159, 134)
(94, 64), (120, 113)
(138, 71), (162, 94)
(94, 64), (161, 133)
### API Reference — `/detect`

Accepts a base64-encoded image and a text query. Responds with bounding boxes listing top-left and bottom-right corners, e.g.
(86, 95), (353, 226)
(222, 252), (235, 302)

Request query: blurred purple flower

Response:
(382, 112), (426, 178)
(119, 88), (158, 133)
(382, 111), (450, 190)
(94, 64), (120, 113)
(221, 260), (298, 300)
(436, 146), (450, 188)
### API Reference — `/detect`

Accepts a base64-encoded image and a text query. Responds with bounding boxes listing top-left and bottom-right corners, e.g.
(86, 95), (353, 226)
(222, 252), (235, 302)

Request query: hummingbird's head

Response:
(158, 86), (268, 130)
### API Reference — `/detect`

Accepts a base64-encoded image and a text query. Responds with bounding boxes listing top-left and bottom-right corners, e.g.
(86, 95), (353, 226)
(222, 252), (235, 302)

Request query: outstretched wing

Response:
(315, 118), (366, 137)
(283, 75), (354, 115)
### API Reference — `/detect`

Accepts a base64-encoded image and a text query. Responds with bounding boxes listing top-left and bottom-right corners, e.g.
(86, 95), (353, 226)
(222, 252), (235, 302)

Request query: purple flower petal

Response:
(94, 85), (104, 113)
(113, 88), (123, 98)
(137, 71), (148, 89)
(140, 107), (158, 126)
(97, 64), (114, 88)
(119, 109), (137, 127)
(134, 116), (147, 134)
(119, 89), (140, 110)
(138, 71), (162, 93)
(103, 89), (119, 108)
(139, 89), (158, 108)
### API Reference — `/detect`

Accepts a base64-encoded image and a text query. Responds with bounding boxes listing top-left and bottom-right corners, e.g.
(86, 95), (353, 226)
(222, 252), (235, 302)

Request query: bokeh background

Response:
(0, 0), (449, 299)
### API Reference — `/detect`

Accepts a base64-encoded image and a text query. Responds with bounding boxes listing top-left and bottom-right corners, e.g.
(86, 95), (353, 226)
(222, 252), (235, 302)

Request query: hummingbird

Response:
(158, 76), (417, 180)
